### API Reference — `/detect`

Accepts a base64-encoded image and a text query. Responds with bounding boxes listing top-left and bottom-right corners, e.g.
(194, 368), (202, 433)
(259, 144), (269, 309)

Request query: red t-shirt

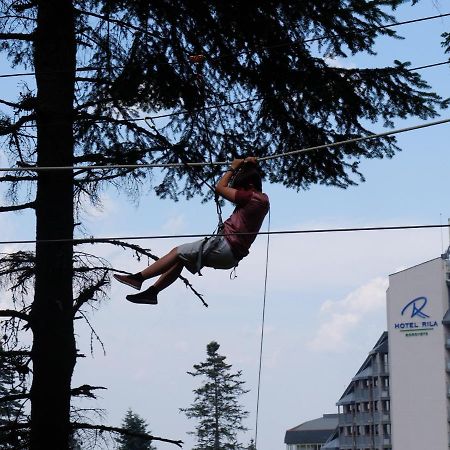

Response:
(223, 191), (270, 259)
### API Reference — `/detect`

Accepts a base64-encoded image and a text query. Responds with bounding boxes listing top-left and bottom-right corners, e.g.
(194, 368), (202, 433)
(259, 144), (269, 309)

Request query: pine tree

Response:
(0, 346), (27, 449)
(0, 1), (448, 448)
(116, 409), (156, 450)
(182, 341), (249, 450)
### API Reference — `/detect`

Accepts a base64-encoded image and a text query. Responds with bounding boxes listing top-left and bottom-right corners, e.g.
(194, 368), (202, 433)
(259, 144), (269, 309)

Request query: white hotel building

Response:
(387, 254), (450, 449)
(285, 251), (450, 450)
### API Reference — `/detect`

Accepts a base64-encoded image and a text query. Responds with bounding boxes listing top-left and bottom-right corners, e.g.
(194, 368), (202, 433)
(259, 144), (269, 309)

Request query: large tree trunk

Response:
(30, 1), (76, 449)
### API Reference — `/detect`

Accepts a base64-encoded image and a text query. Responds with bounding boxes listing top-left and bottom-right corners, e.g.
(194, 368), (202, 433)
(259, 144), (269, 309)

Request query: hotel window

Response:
(383, 423), (391, 435)
(382, 400), (390, 412)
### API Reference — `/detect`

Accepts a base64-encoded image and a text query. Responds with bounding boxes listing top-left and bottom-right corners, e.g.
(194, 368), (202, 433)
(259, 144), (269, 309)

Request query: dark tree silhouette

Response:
(182, 341), (249, 450)
(116, 409), (156, 450)
(0, 344), (29, 449)
(0, 0), (448, 449)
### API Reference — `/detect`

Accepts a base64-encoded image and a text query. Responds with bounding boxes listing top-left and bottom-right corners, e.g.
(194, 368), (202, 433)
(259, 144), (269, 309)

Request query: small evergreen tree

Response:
(0, 346), (27, 449)
(116, 409), (156, 450)
(182, 341), (249, 450)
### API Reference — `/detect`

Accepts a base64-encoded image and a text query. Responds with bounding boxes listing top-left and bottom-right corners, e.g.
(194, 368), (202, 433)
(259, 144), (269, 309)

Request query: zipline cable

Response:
(2, 115), (449, 172)
(1, 223), (449, 246)
(0, 11), (449, 80)
(255, 209), (271, 449)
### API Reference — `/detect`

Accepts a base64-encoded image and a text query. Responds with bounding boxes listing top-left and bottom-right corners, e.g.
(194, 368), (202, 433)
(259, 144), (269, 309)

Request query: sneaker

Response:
(126, 288), (158, 305)
(113, 273), (142, 290)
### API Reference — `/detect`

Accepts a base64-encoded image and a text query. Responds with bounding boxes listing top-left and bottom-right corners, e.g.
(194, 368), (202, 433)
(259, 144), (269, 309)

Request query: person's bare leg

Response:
(126, 261), (184, 305)
(152, 261), (184, 292)
(114, 247), (180, 290)
(140, 247), (180, 279)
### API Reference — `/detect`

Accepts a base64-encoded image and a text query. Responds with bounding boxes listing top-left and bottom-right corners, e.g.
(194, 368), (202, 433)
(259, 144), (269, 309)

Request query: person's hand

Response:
(230, 158), (244, 171)
(243, 156), (258, 165)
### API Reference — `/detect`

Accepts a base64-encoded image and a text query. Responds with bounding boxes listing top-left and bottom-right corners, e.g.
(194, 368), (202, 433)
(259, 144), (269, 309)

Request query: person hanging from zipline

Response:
(113, 156), (270, 305)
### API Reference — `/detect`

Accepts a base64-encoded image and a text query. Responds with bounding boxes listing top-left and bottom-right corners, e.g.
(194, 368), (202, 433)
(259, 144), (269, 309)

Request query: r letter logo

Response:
(401, 296), (430, 319)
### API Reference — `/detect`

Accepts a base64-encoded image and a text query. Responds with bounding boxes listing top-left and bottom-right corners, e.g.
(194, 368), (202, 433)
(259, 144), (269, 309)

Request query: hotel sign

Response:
(394, 296), (438, 337)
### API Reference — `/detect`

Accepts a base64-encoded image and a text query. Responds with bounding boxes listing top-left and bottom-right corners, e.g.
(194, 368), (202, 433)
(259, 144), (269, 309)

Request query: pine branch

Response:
(0, 201), (36, 212)
(75, 8), (160, 38)
(0, 31), (34, 40)
(0, 114), (36, 136)
(0, 350), (31, 358)
(73, 273), (108, 312)
(0, 422), (29, 432)
(71, 384), (106, 399)
(76, 111), (165, 141)
(0, 393), (29, 404)
(71, 422), (183, 447)
(75, 77), (108, 84)
(0, 98), (22, 108)
(12, 2), (36, 12)
(0, 309), (30, 321)
(0, 175), (37, 182)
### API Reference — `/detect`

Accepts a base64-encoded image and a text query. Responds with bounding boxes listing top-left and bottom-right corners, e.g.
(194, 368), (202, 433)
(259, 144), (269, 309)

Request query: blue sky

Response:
(1, 1), (450, 450)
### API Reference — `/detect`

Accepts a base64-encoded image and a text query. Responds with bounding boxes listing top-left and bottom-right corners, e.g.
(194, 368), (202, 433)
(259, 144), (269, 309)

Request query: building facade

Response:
(387, 256), (450, 449)
(284, 414), (339, 450)
(286, 253), (450, 450)
(336, 333), (391, 450)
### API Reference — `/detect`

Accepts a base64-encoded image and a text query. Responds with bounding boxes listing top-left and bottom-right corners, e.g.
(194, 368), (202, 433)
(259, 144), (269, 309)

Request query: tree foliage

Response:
(0, 344), (29, 449)
(0, 0), (448, 449)
(116, 409), (156, 450)
(182, 341), (249, 450)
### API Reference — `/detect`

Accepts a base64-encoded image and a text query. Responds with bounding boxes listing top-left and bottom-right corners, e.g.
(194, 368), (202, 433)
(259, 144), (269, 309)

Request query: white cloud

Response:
(162, 213), (186, 234)
(324, 56), (356, 69)
(307, 277), (388, 352)
(82, 193), (117, 220)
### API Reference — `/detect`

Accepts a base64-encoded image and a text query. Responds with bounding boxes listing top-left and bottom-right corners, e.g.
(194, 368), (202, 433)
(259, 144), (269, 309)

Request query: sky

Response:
(1, 2), (450, 450)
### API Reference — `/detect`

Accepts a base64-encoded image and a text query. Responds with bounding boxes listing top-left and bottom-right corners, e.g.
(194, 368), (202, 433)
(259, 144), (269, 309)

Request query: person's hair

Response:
(231, 164), (263, 192)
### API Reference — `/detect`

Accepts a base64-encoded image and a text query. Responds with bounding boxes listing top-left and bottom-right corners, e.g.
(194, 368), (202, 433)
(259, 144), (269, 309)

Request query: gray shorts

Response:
(177, 235), (240, 275)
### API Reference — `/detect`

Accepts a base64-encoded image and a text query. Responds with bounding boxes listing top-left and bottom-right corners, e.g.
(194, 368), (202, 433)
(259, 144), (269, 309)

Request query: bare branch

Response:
(0, 15), (36, 21)
(87, 239), (208, 307)
(0, 309), (30, 322)
(71, 422), (183, 447)
(0, 32), (34, 40)
(71, 384), (106, 399)
(0, 201), (35, 212)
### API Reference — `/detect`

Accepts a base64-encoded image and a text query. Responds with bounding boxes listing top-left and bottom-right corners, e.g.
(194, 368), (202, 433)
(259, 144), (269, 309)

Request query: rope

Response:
(2, 116), (449, 172)
(0, 11), (448, 79)
(1, 223), (449, 246)
(255, 208), (271, 449)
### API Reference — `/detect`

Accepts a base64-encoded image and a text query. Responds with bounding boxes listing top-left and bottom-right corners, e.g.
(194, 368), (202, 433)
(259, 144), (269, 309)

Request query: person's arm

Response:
(215, 158), (244, 203)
